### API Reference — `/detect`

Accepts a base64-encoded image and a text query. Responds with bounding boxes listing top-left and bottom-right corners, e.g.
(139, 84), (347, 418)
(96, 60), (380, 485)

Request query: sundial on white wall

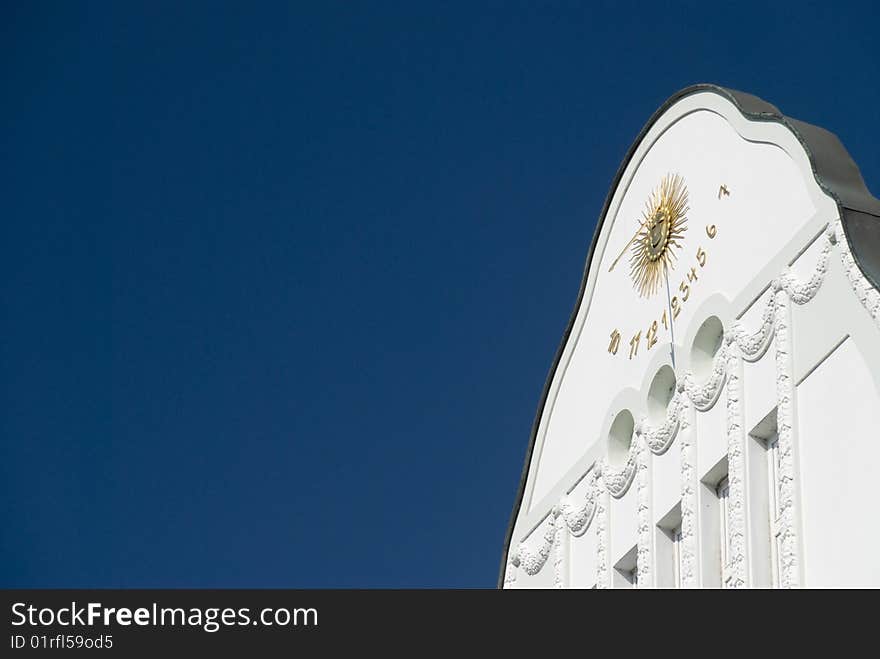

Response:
(501, 84), (880, 589)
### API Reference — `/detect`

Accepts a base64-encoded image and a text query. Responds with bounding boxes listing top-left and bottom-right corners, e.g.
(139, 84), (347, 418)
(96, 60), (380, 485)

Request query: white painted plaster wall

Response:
(797, 338), (880, 587)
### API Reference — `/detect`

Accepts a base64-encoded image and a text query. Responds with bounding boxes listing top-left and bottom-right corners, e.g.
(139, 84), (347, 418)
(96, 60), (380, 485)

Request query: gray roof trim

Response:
(498, 83), (880, 588)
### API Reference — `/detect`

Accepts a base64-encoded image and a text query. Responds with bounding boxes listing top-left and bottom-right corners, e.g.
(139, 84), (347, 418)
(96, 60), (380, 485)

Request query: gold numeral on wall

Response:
(629, 331), (641, 360)
(661, 308), (668, 331)
(646, 320), (658, 350)
(608, 329), (621, 355)
(696, 246), (707, 267)
(679, 280), (690, 301)
(671, 296), (681, 318)
(687, 267), (698, 283)
(706, 224), (717, 239)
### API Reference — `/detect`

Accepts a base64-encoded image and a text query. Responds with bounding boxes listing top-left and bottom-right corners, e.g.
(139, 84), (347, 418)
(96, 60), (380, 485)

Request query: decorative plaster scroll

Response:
(641, 393), (683, 454)
(773, 285), (800, 588)
(514, 514), (556, 576)
(504, 468), (600, 585)
(780, 235), (831, 305)
(560, 471), (598, 536)
(723, 338), (748, 588)
(836, 219), (880, 326)
(684, 343), (728, 411)
(603, 446), (637, 499)
(595, 472), (610, 589)
(734, 295), (776, 362)
(635, 436), (652, 588)
(677, 387), (698, 587)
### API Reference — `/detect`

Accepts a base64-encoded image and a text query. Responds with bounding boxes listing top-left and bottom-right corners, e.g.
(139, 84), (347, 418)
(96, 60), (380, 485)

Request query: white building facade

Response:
(500, 85), (880, 588)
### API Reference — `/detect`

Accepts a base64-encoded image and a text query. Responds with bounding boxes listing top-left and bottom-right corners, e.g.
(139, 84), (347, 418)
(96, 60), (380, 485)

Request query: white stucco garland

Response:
(603, 447), (637, 499)
(506, 219), (880, 588)
(641, 394), (685, 454)
(838, 219), (880, 323)
(560, 471), (599, 536)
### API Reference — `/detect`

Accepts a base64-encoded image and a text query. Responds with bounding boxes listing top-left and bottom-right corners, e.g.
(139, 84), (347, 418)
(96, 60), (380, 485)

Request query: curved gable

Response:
(499, 84), (880, 587)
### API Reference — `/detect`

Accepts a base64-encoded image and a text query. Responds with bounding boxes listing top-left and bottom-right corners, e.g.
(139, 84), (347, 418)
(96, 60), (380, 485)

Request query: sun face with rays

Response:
(629, 173), (689, 298)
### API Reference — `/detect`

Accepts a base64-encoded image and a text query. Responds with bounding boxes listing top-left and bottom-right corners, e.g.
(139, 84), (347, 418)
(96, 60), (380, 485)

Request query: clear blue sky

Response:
(2, 2), (877, 587)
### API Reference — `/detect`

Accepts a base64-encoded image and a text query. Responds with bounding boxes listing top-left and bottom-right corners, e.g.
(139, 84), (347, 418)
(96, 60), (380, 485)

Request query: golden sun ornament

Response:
(629, 173), (689, 297)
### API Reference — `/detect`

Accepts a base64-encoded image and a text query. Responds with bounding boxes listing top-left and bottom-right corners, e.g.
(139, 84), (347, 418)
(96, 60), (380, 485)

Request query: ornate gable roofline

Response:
(497, 83), (880, 587)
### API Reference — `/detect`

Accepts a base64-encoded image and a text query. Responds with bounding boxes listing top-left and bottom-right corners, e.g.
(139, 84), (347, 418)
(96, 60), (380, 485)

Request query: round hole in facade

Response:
(691, 315), (725, 378)
(607, 409), (635, 468)
(647, 364), (676, 424)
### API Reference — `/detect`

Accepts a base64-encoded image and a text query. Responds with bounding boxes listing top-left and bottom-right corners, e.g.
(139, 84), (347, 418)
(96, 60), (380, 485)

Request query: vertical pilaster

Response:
(678, 390), (699, 587)
(774, 285), (802, 588)
(635, 433), (653, 588)
(724, 337), (749, 587)
(552, 506), (568, 588)
(595, 471), (610, 589)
